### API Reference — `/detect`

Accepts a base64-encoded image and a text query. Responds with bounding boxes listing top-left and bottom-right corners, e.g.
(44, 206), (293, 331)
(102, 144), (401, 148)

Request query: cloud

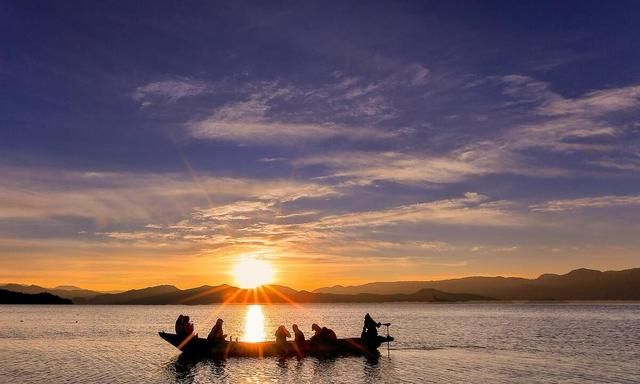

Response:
(295, 140), (565, 185)
(132, 79), (210, 105)
(405, 63), (430, 86)
(501, 76), (640, 153)
(507, 117), (618, 152)
(310, 192), (523, 228)
(195, 201), (273, 218)
(587, 157), (640, 172)
(530, 195), (640, 212)
(296, 147), (509, 184)
(0, 166), (339, 224)
(170, 64), (431, 145)
(292, 74), (637, 186)
(187, 91), (396, 144)
(289, 239), (451, 259)
(538, 85), (640, 117)
(97, 192), (525, 264)
(501, 74), (558, 105)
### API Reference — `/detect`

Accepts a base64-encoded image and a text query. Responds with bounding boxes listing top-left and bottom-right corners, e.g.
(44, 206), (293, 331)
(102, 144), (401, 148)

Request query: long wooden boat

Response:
(159, 331), (393, 359)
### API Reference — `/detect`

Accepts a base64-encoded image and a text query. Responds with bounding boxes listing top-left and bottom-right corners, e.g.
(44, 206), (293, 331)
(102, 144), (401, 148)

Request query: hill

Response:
(0, 283), (102, 300)
(314, 268), (640, 300)
(0, 289), (72, 304)
(8, 267), (639, 304)
(79, 284), (490, 305)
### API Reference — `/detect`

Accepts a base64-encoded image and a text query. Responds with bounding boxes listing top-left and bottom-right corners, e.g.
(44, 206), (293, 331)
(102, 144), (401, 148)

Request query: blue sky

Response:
(1, 1), (639, 289)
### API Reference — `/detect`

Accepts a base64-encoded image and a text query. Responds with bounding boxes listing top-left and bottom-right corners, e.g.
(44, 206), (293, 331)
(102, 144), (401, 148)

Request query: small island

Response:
(0, 289), (72, 304)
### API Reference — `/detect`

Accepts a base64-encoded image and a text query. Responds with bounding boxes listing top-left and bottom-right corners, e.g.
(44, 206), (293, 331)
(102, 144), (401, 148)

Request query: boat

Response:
(159, 331), (394, 359)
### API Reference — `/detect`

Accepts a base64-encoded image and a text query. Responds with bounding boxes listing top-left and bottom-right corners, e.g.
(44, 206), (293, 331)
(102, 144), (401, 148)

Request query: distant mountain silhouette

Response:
(76, 285), (182, 304)
(6, 267), (639, 305)
(77, 284), (490, 305)
(54, 285), (85, 291)
(314, 268), (640, 300)
(0, 283), (102, 300)
(309, 288), (489, 303)
(0, 289), (72, 304)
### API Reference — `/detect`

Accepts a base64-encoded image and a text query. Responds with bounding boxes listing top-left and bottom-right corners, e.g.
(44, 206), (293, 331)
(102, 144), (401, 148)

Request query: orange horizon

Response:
(3, 264), (638, 293)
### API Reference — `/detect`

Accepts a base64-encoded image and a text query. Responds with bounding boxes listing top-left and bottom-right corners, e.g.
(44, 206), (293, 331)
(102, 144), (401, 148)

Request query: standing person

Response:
(361, 313), (381, 341)
(275, 325), (291, 344)
(207, 318), (226, 342)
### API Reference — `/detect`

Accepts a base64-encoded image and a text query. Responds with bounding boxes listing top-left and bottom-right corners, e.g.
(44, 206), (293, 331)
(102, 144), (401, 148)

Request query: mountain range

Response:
(314, 268), (640, 300)
(72, 284), (488, 305)
(2, 268), (639, 304)
(0, 283), (102, 299)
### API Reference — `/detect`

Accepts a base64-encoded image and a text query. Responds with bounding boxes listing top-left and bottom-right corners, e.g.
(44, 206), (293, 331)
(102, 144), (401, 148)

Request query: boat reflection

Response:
(243, 304), (265, 342)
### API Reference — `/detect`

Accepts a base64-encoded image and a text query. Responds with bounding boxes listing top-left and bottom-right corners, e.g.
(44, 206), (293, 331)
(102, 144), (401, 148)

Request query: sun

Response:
(231, 257), (275, 289)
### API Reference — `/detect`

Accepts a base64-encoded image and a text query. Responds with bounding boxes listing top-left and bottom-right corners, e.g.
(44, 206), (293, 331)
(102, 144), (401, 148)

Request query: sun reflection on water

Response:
(243, 305), (265, 342)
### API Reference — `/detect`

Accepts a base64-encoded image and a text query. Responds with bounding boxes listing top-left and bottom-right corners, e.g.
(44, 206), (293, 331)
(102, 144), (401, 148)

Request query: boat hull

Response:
(159, 332), (393, 359)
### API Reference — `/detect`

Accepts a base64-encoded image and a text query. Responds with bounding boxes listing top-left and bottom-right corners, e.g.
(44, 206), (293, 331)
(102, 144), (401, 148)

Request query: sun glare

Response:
(243, 305), (266, 342)
(232, 256), (275, 289)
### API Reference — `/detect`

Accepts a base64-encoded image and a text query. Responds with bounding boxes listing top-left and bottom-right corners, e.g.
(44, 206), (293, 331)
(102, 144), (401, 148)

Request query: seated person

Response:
(184, 317), (194, 336)
(310, 323), (337, 344)
(310, 323), (322, 342)
(175, 314), (185, 335)
(292, 324), (305, 344)
(207, 318), (226, 342)
(175, 314), (194, 338)
(322, 326), (337, 341)
(274, 325), (291, 344)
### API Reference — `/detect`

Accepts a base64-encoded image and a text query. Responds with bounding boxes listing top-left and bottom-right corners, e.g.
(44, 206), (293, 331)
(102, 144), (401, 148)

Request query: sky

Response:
(1, 1), (640, 291)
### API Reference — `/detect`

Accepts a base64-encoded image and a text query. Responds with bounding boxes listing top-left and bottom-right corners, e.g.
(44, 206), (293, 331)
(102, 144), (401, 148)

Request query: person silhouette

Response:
(292, 324), (305, 344)
(175, 314), (184, 335)
(274, 325), (291, 344)
(175, 314), (194, 338)
(361, 313), (381, 341)
(207, 318), (226, 342)
(310, 323), (322, 341)
(310, 323), (337, 343)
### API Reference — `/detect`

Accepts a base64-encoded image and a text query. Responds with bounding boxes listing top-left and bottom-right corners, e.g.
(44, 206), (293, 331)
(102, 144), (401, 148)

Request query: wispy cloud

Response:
(502, 76), (639, 153)
(296, 145), (512, 185)
(138, 63), (431, 145)
(530, 195), (640, 212)
(508, 117), (617, 152)
(538, 85), (640, 117)
(186, 80), (402, 144)
(132, 79), (210, 106)
(295, 140), (564, 185)
(89, 192), (525, 261)
(289, 74), (639, 186)
(309, 192), (524, 228)
(0, 166), (339, 224)
(588, 155), (640, 172)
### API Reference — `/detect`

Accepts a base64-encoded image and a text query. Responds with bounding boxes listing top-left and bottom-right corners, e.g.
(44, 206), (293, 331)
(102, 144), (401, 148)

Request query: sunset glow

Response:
(232, 257), (276, 289)
(1, 1), (639, 292)
(243, 305), (266, 342)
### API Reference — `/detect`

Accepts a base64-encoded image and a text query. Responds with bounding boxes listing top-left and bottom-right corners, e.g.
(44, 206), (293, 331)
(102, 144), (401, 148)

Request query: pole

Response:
(383, 323), (391, 357)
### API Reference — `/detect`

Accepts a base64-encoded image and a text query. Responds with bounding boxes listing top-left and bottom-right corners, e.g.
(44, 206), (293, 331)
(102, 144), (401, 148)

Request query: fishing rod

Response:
(382, 322), (391, 357)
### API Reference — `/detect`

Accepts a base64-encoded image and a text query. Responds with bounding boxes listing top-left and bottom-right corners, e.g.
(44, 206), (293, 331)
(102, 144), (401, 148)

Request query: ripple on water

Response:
(1, 303), (639, 383)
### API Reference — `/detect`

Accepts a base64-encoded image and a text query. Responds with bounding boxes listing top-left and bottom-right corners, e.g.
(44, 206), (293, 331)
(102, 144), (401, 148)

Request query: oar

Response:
(382, 322), (391, 357)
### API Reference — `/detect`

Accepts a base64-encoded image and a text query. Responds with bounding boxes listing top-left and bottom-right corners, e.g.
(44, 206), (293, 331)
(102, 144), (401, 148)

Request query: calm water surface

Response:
(1, 303), (639, 383)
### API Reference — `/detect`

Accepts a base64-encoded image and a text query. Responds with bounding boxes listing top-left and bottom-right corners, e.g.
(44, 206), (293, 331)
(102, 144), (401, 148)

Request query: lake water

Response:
(1, 303), (639, 383)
